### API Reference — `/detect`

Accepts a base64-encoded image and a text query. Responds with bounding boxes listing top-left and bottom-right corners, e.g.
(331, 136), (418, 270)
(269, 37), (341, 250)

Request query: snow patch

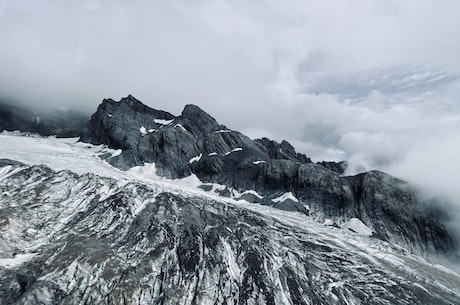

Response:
(240, 190), (263, 199)
(324, 219), (334, 226)
(139, 126), (147, 136)
(174, 124), (188, 132)
(214, 129), (232, 133)
(342, 218), (373, 236)
(208, 152), (217, 156)
(111, 149), (122, 157)
(272, 192), (299, 203)
(173, 174), (202, 189)
(189, 153), (203, 164)
(148, 129), (156, 133)
(224, 148), (243, 156)
(253, 160), (266, 165)
(0, 253), (37, 268)
(154, 118), (174, 125)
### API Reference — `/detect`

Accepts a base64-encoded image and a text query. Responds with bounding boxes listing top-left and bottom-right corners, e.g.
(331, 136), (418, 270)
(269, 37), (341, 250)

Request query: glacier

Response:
(1, 133), (460, 304)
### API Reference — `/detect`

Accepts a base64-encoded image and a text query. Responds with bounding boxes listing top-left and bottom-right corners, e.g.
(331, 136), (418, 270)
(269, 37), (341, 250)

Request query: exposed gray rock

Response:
(1, 163), (460, 305)
(317, 160), (347, 174)
(79, 96), (457, 256)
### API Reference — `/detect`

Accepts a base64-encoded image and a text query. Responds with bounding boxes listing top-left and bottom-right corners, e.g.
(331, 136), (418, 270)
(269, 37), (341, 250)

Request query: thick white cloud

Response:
(1, 0), (460, 211)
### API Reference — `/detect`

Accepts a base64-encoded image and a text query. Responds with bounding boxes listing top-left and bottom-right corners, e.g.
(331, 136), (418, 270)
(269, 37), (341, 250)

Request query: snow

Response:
(208, 152), (217, 156)
(189, 153), (203, 164)
(2, 133), (460, 302)
(139, 126), (147, 136)
(154, 118), (174, 125)
(342, 218), (373, 236)
(239, 190), (263, 199)
(214, 129), (232, 133)
(324, 219), (334, 226)
(148, 129), (156, 133)
(111, 149), (122, 157)
(272, 192), (299, 203)
(221, 238), (240, 281)
(253, 160), (266, 165)
(127, 163), (160, 182)
(174, 124), (188, 132)
(0, 135), (125, 178)
(0, 253), (37, 268)
(224, 148), (242, 156)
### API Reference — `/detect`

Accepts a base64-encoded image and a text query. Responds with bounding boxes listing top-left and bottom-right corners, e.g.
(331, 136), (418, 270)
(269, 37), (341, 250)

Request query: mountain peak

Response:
(78, 96), (456, 256)
(180, 104), (220, 135)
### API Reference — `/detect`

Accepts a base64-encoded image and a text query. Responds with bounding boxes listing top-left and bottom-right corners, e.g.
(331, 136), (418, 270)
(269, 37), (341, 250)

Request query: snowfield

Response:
(1, 133), (460, 305)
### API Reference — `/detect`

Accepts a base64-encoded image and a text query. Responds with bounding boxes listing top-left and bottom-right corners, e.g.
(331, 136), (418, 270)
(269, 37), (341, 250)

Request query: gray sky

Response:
(2, 0), (460, 208)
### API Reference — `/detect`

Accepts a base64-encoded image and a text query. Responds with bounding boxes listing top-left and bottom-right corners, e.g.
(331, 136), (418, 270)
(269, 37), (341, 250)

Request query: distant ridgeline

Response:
(0, 99), (88, 137)
(77, 95), (458, 257)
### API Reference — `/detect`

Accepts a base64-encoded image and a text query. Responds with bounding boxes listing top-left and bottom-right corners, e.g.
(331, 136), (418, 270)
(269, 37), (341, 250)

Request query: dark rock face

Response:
(1, 163), (460, 305)
(317, 160), (347, 174)
(0, 100), (88, 137)
(80, 96), (457, 256)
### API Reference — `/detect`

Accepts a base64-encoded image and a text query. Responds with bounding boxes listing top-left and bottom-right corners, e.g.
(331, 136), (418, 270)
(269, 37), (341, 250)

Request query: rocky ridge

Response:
(1, 161), (460, 305)
(79, 95), (458, 257)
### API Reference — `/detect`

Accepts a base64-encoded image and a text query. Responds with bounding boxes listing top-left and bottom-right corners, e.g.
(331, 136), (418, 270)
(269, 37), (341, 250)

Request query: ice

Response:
(221, 238), (240, 281)
(0, 135), (125, 178)
(272, 192), (299, 203)
(342, 218), (373, 236)
(0, 253), (37, 269)
(154, 118), (174, 125)
(189, 153), (203, 164)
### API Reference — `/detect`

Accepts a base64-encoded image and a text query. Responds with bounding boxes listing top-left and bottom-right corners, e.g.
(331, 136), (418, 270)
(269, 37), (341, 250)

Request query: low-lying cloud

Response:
(1, 1), (460, 229)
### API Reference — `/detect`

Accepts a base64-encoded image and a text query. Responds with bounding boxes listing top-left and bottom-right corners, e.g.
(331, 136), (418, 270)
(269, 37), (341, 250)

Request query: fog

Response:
(2, 1), (460, 240)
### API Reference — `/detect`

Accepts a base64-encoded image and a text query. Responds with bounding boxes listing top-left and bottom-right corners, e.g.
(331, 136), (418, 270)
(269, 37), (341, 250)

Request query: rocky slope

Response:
(1, 160), (460, 305)
(80, 95), (457, 256)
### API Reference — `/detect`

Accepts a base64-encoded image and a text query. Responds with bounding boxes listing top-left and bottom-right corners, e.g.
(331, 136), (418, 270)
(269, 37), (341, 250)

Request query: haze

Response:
(1, 1), (460, 218)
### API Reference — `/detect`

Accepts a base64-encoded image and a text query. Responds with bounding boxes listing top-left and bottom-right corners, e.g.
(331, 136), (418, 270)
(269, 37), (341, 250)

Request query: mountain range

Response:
(0, 95), (459, 304)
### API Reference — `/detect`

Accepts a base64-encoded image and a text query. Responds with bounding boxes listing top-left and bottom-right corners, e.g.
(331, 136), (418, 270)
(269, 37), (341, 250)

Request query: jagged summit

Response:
(80, 95), (309, 177)
(78, 96), (457, 256)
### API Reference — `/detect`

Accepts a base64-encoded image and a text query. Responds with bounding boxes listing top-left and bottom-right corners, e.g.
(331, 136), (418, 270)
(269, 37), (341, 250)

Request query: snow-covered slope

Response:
(1, 133), (460, 304)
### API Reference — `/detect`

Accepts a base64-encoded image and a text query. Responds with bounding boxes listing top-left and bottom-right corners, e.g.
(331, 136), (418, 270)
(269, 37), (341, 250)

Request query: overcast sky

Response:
(1, 0), (460, 209)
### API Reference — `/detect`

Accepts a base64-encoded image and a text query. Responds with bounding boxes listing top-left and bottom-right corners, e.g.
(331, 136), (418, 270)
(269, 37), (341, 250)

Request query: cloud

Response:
(1, 1), (460, 218)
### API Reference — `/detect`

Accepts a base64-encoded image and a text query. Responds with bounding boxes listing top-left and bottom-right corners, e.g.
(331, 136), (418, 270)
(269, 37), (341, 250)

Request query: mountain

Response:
(0, 99), (88, 137)
(1, 97), (460, 304)
(80, 95), (457, 257)
(0, 138), (460, 304)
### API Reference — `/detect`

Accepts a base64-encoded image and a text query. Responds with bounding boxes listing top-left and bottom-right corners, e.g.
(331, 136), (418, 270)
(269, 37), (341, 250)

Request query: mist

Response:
(2, 0), (460, 244)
